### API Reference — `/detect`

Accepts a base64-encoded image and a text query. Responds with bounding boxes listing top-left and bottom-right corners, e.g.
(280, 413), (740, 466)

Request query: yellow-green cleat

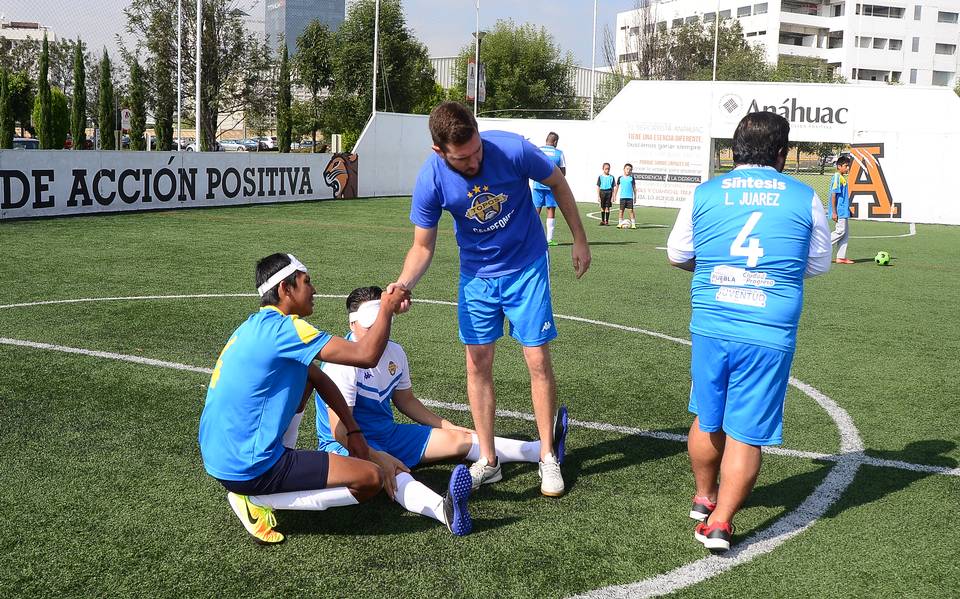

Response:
(227, 492), (285, 544)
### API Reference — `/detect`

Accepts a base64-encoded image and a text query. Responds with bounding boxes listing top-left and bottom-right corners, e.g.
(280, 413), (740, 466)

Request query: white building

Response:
(0, 18), (57, 44)
(616, 1), (960, 87)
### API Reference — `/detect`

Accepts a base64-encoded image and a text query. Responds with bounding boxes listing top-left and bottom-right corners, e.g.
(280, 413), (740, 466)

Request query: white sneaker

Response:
(539, 453), (564, 497)
(468, 456), (502, 490)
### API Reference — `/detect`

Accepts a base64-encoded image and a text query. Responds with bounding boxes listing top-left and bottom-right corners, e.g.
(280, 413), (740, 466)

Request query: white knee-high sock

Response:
(282, 411), (303, 448)
(465, 433), (541, 463)
(394, 472), (445, 524)
(249, 486), (358, 511)
(546, 217), (556, 241)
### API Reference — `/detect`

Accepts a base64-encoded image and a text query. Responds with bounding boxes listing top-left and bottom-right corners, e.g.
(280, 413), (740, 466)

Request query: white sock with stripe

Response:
(465, 433), (541, 463)
(282, 411), (303, 448)
(546, 217), (555, 241)
(249, 486), (358, 511)
(394, 472), (445, 524)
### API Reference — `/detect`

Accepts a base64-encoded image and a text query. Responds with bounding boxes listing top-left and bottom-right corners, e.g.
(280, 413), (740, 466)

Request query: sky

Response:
(1, 0), (640, 67)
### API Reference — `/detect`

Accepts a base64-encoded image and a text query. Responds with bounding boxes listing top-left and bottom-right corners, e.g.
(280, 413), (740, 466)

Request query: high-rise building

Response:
(0, 18), (57, 44)
(616, 1), (960, 88)
(265, 0), (345, 57)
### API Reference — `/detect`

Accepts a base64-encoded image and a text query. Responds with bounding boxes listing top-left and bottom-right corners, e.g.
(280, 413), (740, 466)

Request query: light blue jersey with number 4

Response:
(688, 166), (819, 352)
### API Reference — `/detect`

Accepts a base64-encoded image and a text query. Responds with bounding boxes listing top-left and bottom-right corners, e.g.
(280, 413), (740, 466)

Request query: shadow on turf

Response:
(549, 241), (641, 247)
(735, 439), (956, 547)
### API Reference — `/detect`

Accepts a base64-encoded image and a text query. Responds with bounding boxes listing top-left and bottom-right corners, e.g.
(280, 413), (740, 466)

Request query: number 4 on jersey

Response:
(730, 211), (764, 267)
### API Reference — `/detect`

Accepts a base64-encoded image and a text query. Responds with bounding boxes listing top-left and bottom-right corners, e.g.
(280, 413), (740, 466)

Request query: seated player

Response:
(317, 286), (570, 535)
(198, 253), (410, 544)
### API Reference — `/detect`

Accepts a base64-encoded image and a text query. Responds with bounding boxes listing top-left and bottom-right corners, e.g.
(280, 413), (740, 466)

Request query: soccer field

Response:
(2, 198), (958, 598)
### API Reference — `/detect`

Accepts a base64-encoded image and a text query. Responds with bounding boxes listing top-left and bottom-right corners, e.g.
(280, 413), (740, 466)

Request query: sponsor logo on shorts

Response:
(541, 321), (553, 333)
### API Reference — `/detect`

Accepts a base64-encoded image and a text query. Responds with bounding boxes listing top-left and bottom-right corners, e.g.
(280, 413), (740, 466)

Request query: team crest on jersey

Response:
(464, 185), (508, 224)
(388, 361), (397, 376)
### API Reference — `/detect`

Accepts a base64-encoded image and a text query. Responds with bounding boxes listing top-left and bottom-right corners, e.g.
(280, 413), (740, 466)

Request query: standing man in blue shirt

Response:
(388, 102), (590, 498)
(666, 112), (831, 551)
(199, 253), (409, 544)
(532, 132), (567, 246)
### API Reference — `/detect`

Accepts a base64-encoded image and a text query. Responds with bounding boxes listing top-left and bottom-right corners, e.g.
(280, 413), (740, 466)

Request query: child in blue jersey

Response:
(388, 102), (591, 498)
(667, 112), (831, 551)
(198, 253), (417, 544)
(531, 132), (567, 245)
(596, 162), (615, 226)
(614, 163), (637, 229)
(830, 155), (854, 264)
(316, 286), (570, 534)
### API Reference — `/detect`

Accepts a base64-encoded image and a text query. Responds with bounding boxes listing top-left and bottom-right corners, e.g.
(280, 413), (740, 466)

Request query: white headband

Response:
(348, 299), (381, 328)
(257, 254), (308, 297)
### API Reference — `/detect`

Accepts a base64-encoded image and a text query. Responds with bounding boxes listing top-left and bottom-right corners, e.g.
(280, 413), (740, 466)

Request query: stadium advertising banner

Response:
(0, 151), (359, 221)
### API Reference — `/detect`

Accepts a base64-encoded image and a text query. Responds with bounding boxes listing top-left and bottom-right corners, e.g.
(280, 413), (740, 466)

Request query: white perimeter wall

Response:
(354, 80), (960, 225)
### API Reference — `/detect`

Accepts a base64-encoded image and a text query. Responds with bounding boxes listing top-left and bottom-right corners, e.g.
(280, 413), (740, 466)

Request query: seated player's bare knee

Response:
(351, 461), (383, 503)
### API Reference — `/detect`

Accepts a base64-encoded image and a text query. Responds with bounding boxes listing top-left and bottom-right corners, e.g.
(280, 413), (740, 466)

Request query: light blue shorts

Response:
(531, 187), (557, 208)
(458, 253), (557, 347)
(688, 333), (794, 446)
(318, 422), (433, 469)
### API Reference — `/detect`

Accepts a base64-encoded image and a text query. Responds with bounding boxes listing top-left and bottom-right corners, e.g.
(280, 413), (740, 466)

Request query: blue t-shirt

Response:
(597, 174), (615, 190)
(830, 172), (850, 219)
(689, 167), (815, 352)
(532, 145), (565, 190)
(617, 175), (635, 199)
(199, 306), (332, 481)
(411, 130), (554, 277)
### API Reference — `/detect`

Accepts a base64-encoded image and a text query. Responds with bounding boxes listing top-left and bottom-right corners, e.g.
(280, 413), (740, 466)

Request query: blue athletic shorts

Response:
(688, 333), (794, 446)
(319, 423), (433, 469)
(531, 187), (558, 208)
(458, 253), (557, 347)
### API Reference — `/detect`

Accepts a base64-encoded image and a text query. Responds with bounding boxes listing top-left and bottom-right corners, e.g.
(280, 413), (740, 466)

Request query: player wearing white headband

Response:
(317, 286), (569, 536)
(199, 253), (410, 544)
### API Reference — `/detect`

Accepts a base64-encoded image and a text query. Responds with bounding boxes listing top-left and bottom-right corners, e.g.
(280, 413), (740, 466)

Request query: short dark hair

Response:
(429, 102), (478, 151)
(346, 286), (383, 314)
(624, 163), (633, 169)
(732, 111), (790, 167)
(602, 162), (610, 168)
(546, 132), (559, 145)
(835, 154), (852, 167)
(256, 253), (300, 307)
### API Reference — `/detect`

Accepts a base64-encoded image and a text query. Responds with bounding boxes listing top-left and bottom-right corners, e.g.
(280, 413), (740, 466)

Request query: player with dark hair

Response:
(614, 163), (637, 229)
(830, 154), (854, 264)
(199, 253), (409, 544)
(388, 101), (589, 498)
(667, 112), (832, 550)
(315, 286), (569, 535)
(532, 131), (567, 246)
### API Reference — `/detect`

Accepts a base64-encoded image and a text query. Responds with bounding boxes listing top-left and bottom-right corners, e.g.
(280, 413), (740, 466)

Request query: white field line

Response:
(852, 222), (916, 239)
(585, 211), (668, 227)
(2, 336), (955, 479)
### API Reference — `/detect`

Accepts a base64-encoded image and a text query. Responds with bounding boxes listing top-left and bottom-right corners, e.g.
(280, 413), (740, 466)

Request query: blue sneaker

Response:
(442, 464), (473, 536)
(553, 405), (569, 465)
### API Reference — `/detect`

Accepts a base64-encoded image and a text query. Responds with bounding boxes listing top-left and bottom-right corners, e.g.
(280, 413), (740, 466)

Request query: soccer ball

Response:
(874, 251), (891, 266)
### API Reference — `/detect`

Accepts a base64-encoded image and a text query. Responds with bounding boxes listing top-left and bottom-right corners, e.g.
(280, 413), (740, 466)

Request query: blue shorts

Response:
(458, 253), (557, 347)
(216, 448), (329, 494)
(319, 423), (433, 469)
(532, 187), (557, 208)
(688, 333), (794, 446)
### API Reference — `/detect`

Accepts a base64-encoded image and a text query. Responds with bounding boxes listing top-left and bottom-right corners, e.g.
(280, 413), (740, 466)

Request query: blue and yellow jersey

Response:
(830, 172), (850, 219)
(199, 306), (331, 481)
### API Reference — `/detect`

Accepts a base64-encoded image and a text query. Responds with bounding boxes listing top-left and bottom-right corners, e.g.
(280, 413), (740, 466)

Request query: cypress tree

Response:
(0, 69), (12, 149)
(276, 43), (291, 153)
(38, 34), (53, 149)
(71, 40), (86, 149)
(98, 49), (115, 150)
(129, 60), (146, 150)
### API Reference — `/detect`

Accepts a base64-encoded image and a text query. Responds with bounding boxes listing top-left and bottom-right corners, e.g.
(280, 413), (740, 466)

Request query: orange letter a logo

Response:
(848, 143), (900, 218)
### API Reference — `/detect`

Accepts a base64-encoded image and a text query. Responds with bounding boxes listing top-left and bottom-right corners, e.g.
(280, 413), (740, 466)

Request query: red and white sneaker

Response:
(695, 520), (734, 551)
(689, 495), (717, 522)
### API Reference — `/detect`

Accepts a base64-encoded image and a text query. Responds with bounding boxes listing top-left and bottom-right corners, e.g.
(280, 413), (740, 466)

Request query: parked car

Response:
(241, 139), (266, 151)
(256, 136), (278, 149)
(12, 137), (39, 150)
(219, 139), (247, 152)
(185, 141), (223, 152)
